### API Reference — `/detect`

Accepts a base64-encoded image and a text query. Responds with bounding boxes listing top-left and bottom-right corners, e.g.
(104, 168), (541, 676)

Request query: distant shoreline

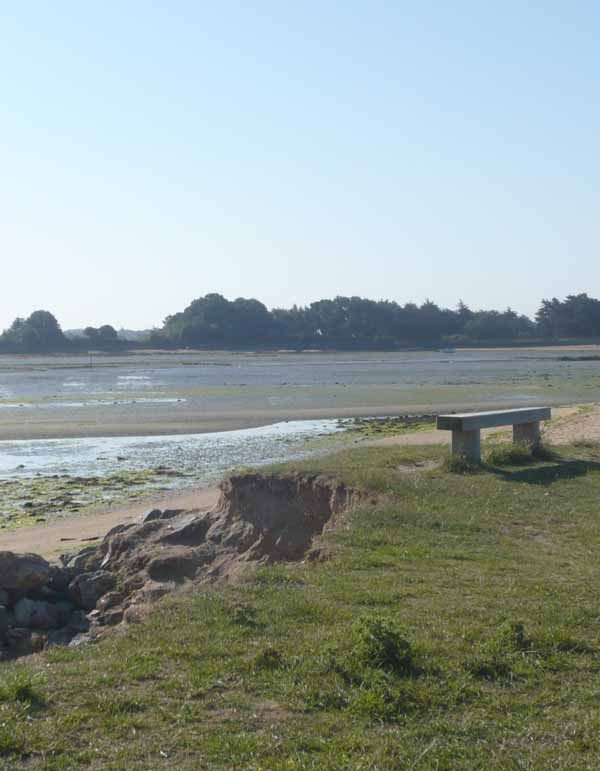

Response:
(2, 341), (600, 361)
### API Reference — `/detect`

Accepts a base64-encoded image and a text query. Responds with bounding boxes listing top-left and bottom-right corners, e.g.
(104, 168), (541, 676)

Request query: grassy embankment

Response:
(3, 439), (600, 768)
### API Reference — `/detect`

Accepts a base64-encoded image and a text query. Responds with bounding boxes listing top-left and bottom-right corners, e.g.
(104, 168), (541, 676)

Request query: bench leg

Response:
(452, 429), (481, 462)
(513, 421), (541, 447)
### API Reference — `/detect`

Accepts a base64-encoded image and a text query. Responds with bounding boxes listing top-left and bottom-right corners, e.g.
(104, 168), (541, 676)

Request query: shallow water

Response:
(0, 419), (342, 484)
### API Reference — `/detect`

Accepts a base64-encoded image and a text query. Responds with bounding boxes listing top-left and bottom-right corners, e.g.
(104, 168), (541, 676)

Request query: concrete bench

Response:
(437, 407), (552, 462)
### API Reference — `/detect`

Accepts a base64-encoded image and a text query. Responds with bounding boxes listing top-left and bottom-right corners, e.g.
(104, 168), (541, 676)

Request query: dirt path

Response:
(0, 486), (219, 561)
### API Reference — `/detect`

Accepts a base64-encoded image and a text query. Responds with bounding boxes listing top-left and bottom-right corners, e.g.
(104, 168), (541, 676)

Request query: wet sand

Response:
(0, 401), (568, 441)
(0, 486), (220, 561)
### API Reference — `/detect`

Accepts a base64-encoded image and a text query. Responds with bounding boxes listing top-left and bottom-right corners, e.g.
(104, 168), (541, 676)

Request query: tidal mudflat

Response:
(0, 348), (599, 439)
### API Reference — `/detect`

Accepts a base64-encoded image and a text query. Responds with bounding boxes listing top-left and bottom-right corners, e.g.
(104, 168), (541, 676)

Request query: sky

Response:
(1, 1), (599, 330)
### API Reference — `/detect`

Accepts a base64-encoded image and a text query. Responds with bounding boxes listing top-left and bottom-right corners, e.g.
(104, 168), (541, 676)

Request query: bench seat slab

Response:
(437, 407), (551, 432)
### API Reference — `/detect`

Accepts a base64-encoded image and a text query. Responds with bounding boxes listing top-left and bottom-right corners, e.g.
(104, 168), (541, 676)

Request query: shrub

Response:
(349, 616), (414, 675)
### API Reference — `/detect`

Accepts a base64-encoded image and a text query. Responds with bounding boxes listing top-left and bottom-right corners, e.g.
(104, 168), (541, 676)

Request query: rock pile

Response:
(0, 472), (366, 660)
(0, 552), (92, 657)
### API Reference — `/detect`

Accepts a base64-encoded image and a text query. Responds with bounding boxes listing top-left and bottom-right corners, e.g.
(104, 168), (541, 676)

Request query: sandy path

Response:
(0, 486), (219, 561)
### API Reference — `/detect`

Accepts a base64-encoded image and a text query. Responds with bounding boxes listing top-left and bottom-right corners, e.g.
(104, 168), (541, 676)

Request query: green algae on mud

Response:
(0, 468), (193, 531)
(339, 415), (436, 438)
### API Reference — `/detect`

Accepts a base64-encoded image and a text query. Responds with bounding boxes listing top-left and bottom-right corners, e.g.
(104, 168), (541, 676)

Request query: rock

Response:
(60, 546), (104, 573)
(139, 508), (185, 524)
(0, 590), (9, 606)
(138, 509), (163, 523)
(97, 591), (126, 612)
(69, 632), (93, 648)
(98, 608), (124, 626)
(159, 515), (210, 546)
(45, 628), (76, 648)
(30, 632), (47, 652)
(55, 601), (75, 627)
(103, 523), (135, 540)
(146, 549), (204, 583)
(13, 598), (35, 627)
(0, 552), (51, 600)
(68, 610), (90, 633)
(123, 603), (150, 624)
(5, 628), (45, 657)
(68, 570), (116, 610)
(46, 565), (81, 594)
(0, 606), (9, 640)
(13, 598), (60, 630)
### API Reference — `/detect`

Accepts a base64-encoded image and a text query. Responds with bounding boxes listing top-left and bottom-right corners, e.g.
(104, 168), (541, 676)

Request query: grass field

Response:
(3, 440), (600, 769)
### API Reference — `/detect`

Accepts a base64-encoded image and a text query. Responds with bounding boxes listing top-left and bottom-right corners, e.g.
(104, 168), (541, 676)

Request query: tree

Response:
(98, 325), (118, 342)
(0, 311), (66, 351)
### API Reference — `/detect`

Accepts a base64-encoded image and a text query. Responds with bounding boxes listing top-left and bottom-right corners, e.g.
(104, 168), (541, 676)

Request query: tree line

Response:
(2, 293), (600, 353)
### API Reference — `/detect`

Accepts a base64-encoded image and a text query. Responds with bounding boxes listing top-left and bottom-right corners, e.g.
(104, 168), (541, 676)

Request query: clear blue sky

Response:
(2, 1), (599, 330)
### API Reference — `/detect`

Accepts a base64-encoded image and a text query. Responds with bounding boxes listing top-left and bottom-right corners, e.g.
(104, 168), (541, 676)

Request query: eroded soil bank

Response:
(0, 472), (371, 660)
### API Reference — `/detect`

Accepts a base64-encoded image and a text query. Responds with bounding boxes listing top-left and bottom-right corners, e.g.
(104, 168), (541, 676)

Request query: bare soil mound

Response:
(0, 473), (368, 659)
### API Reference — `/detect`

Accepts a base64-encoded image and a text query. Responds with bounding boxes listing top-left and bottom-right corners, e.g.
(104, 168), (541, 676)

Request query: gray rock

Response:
(103, 523), (135, 539)
(14, 598), (60, 630)
(68, 570), (116, 610)
(47, 565), (80, 594)
(0, 552), (51, 600)
(6, 628), (45, 657)
(68, 632), (93, 648)
(45, 628), (76, 648)
(138, 508), (163, 523)
(97, 591), (125, 612)
(99, 608), (124, 626)
(60, 546), (102, 572)
(139, 508), (183, 524)
(68, 610), (90, 633)
(55, 601), (75, 627)
(13, 598), (35, 627)
(0, 606), (9, 640)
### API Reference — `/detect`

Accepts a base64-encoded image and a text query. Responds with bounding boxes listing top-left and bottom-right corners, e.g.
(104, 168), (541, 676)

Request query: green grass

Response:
(4, 441), (600, 767)
(484, 441), (558, 466)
